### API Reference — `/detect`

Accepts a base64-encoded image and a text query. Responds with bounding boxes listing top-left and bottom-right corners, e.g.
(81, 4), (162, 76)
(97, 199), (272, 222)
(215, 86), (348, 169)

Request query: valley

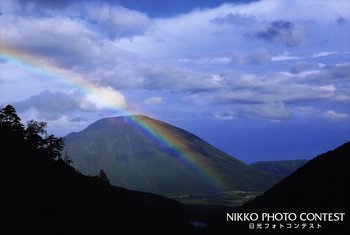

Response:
(170, 190), (261, 207)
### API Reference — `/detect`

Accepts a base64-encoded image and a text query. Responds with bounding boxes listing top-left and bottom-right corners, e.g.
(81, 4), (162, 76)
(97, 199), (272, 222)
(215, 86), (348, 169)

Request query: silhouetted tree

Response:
(1, 105), (64, 160)
(43, 134), (64, 160)
(0, 104), (24, 135)
(98, 169), (110, 184)
(24, 120), (47, 149)
(23, 119), (64, 160)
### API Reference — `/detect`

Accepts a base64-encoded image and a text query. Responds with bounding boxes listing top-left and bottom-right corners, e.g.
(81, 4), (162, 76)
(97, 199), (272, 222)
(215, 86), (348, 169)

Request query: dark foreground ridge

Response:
(0, 105), (190, 235)
(244, 141), (350, 212)
(209, 141), (350, 234)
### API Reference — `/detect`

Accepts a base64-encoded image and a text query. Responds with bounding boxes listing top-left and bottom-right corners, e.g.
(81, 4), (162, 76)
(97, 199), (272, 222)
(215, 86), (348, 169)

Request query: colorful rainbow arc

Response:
(0, 45), (227, 191)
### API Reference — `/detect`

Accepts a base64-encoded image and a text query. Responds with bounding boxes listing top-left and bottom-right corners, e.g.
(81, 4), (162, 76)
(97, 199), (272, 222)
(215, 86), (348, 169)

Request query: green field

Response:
(170, 190), (261, 207)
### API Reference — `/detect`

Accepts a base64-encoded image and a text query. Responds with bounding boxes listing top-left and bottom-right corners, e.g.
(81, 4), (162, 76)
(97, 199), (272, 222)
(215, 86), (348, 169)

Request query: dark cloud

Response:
(2, 0), (152, 40)
(11, 0), (258, 18)
(290, 62), (318, 74)
(189, 62), (350, 110)
(256, 21), (292, 40)
(111, 0), (258, 18)
(25, 0), (73, 8)
(0, 15), (99, 69)
(214, 101), (292, 121)
(336, 17), (347, 26)
(69, 116), (90, 122)
(12, 91), (82, 120)
(319, 64), (350, 83)
(229, 50), (270, 65)
(248, 49), (270, 65)
(3, 0), (75, 16)
(255, 20), (304, 47)
(297, 63), (350, 86)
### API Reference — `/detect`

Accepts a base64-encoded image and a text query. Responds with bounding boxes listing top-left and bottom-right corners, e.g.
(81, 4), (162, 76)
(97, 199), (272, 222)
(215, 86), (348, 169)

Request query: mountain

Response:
(209, 141), (350, 234)
(64, 115), (281, 197)
(250, 159), (308, 176)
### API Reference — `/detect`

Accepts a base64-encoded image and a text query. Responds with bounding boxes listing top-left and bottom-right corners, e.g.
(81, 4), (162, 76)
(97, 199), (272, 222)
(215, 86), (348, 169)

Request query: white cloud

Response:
(237, 0), (350, 22)
(213, 101), (291, 121)
(176, 56), (232, 65)
(98, 62), (224, 92)
(81, 85), (127, 111)
(84, 2), (152, 38)
(144, 96), (163, 105)
(189, 67), (350, 110)
(45, 115), (89, 134)
(12, 85), (126, 119)
(319, 85), (336, 92)
(240, 101), (291, 120)
(279, 70), (320, 78)
(116, 6), (233, 59)
(115, 0), (350, 58)
(213, 112), (237, 121)
(312, 51), (350, 58)
(323, 110), (349, 120)
(271, 55), (303, 61)
(312, 51), (338, 58)
(0, 14), (100, 68)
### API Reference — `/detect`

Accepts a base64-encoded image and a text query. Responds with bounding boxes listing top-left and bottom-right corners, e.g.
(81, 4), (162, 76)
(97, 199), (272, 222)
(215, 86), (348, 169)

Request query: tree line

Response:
(0, 104), (109, 183)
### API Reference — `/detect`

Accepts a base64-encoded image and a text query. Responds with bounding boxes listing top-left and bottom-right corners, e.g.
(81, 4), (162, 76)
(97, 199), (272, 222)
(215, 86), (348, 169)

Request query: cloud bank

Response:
(1, 0), (349, 134)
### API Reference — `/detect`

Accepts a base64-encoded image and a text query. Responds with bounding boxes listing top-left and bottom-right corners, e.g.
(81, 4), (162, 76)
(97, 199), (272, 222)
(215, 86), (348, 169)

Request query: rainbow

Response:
(0, 45), (227, 191)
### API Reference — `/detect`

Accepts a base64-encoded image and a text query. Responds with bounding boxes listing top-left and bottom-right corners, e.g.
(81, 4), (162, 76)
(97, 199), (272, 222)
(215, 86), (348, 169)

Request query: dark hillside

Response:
(244, 142), (350, 212)
(208, 141), (350, 234)
(0, 105), (190, 235)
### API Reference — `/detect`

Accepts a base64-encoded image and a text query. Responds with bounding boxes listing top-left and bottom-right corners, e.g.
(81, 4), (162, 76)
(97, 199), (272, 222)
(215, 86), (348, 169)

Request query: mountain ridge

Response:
(250, 159), (308, 176)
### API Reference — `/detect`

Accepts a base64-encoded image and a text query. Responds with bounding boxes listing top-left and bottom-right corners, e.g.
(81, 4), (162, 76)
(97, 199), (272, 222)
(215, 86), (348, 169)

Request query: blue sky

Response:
(1, 0), (350, 162)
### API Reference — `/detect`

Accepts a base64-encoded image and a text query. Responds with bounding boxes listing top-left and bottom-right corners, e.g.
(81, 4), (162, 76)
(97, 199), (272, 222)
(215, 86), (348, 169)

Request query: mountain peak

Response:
(83, 115), (157, 131)
(65, 116), (281, 197)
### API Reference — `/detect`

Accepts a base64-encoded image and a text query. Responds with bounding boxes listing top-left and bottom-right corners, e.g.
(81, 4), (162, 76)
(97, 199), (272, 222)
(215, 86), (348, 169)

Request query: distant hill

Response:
(250, 159), (308, 176)
(64, 115), (281, 196)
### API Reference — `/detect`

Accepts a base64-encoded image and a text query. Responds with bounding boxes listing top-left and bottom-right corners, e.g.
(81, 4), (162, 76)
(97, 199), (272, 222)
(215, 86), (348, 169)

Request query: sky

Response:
(0, 0), (350, 163)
